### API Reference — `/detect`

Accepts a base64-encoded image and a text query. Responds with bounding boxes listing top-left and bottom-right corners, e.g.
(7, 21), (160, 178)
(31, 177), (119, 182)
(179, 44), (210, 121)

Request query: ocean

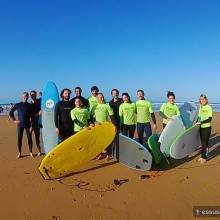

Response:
(1, 102), (220, 115)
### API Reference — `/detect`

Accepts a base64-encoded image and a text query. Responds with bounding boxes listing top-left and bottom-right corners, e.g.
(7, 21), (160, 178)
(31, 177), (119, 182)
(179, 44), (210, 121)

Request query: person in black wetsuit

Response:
(54, 88), (75, 142)
(30, 90), (42, 155)
(9, 92), (33, 158)
(109, 89), (123, 160)
(70, 86), (89, 108)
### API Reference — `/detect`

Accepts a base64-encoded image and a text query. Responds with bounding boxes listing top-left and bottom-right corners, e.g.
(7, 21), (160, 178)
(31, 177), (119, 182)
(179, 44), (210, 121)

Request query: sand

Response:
(0, 113), (220, 220)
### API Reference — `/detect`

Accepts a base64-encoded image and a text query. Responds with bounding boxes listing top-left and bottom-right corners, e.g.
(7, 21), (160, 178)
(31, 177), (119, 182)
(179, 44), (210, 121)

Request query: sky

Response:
(0, 0), (220, 104)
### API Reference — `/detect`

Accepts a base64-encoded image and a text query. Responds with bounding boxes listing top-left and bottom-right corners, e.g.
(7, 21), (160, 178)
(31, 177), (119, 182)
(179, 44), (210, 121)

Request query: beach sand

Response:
(0, 113), (220, 220)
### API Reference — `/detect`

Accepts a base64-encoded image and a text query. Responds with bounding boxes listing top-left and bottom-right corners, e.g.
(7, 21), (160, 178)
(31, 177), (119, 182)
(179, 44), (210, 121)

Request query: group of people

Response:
(9, 86), (213, 165)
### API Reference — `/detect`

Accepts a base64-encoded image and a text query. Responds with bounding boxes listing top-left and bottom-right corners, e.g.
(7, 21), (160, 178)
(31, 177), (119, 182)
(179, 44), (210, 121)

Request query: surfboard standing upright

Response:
(118, 134), (152, 171)
(41, 81), (59, 154)
(159, 102), (197, 156)
(39, 122), (115, 180)
(170, 124), (201, 159)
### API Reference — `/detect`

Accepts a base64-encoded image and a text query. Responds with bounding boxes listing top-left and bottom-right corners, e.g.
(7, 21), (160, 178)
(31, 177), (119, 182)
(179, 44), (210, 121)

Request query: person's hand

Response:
(183, 126), (187, 131)
(14, 120), (20, 125)
(29, 127), (33, 133)
(168, 118), (174, 122)
(55, 128), (60, 134)
(83, 126), (91, 130)
(196, 122), (201, 125)
(95, 121), (101, 125)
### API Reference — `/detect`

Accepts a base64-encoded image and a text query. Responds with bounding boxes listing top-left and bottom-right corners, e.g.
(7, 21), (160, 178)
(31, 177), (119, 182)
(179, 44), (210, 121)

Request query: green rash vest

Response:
(136, 99), (154, 123)
(88, 96), (98, 112)
(70, 107), (90, 132)
(119, 102), (136, 125)
(160, 102), (180, 124)
(198, 104), (213, 128)
(90, 103), (114, 123)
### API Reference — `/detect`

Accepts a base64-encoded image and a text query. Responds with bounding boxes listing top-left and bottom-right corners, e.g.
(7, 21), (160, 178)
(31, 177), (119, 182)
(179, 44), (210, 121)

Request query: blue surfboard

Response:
(118, 134), (152, 171)
(41, 81), (59, 154)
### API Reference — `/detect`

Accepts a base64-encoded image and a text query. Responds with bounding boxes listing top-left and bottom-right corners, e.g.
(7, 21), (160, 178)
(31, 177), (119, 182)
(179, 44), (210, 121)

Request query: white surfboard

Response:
(170, 124), (201, 159)
(159, 102), (197, 156)
(118, 134), (152, 171)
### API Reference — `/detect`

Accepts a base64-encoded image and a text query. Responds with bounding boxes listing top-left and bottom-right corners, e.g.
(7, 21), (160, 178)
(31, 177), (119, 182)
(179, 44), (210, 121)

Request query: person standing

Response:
(9, 92), (33, 158)
(136, 90), (157, 145)
(196, 94), (213, 164)
(30, 90), (42, 155)
(90, 93), (116, 160)
(119, 92), (136, 139)
(54, 88), (75, 142)
(71, 86), (89, 109)
(159, 91), (186, 129)
(70, 98), (91, 132)
(88, 86), (99, 112)
(109, 89), (123, 160)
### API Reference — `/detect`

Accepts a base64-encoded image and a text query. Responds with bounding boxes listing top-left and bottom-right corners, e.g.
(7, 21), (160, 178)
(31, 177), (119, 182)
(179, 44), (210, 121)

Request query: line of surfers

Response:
(9, 86), (212, 164)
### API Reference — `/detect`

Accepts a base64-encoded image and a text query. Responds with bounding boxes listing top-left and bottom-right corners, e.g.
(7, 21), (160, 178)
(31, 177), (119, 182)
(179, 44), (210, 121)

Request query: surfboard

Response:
(148, 133), (163, 165)
(39, 122), (115, 180)
(159, 102), (197, 156)
(170, 124), (201, 159)
(41, 81), (59, 154)
(118, 134), (152, 171)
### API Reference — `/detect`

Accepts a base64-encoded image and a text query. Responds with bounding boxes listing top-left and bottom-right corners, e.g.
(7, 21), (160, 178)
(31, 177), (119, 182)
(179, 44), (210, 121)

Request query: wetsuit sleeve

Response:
(110, 115), (116, 126)
(201, 117), (212, 124)
(73, 119), (84, 127)
(150, 113), (156, 124)
(9, 105), (17, 121)
(159, 111), (168, 119)
(54, 103), (59, 128)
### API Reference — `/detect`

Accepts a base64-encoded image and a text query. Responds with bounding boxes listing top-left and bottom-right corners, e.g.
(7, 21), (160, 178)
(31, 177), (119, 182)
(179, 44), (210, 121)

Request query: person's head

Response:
(75, 87), (82, 97)
(122, 92), (131, 103)
(137, 89), (145, 100)
(22, 92), (29, 102)
(74, 97), (82, 107)
(60, 88), (72, 101)
(30, 90), (37, 100)
(167, 91), (175, 104)
(111, 89), (119, 99)
(97, 93), (105, 104)
(91, 86), (99, 97)
(199, 94), (209, 106)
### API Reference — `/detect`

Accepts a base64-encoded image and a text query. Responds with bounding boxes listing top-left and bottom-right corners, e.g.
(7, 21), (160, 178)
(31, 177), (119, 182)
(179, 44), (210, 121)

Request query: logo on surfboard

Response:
(46, 99), (55, 109)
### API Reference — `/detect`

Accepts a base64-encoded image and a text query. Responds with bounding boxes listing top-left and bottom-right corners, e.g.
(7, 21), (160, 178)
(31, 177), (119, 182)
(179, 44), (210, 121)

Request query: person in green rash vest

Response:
(159, 91), (186, 130)
(70, 98), (91, 133)
(88, 86), (99, 112)
(196, 94), (213, 164)
(119, 92), (136, 139)
(90, 93), (117, 160)
(136, 90), (157, 146)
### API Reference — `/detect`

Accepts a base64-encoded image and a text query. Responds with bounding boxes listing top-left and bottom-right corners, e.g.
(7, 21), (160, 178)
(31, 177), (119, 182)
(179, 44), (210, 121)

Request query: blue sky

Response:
(0, 0), (220, 104)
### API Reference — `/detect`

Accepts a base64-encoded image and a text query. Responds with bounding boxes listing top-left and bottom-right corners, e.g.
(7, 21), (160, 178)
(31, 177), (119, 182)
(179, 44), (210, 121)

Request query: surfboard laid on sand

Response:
(170, 124), (201, 159)
(39, 122), (115, 180)
(41, 81), (59, 154)
(159, 102), (197, 156)
(118, 134), (152, 171)
(148, 133), (163, 165)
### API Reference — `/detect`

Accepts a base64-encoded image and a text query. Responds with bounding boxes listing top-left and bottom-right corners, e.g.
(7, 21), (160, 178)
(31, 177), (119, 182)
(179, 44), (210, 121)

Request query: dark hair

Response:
(122, 92), (131, 103)
(60, 88), (72, 98)
(30, 90), (37, 95)
(91, 86), (99, 92)
(137, 89), (144, 95)
(111, 89), (119, 95)
(167, 91), (175, 99)
(75, 87), (82, 92)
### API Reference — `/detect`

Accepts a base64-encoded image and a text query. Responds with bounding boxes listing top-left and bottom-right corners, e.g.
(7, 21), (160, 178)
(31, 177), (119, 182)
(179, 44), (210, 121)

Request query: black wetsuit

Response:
(109, 98), (123, 160)
(70, 96), (89, 108)
(54, 100), (75, 142)
(30, 98), (41, 152)
(9, 102), (33, 153)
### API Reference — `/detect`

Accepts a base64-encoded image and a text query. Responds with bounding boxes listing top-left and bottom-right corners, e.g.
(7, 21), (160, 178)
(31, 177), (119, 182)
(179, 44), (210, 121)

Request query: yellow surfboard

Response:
(39, 122), (115, 180)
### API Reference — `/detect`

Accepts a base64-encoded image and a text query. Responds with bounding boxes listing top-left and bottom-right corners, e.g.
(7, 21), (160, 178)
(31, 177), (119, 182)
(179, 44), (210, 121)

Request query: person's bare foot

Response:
(16, 153), (22, 158)
(198, 158), (206, 164)
(30, 153), (34, 157)
(106, 155), (110, 161)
